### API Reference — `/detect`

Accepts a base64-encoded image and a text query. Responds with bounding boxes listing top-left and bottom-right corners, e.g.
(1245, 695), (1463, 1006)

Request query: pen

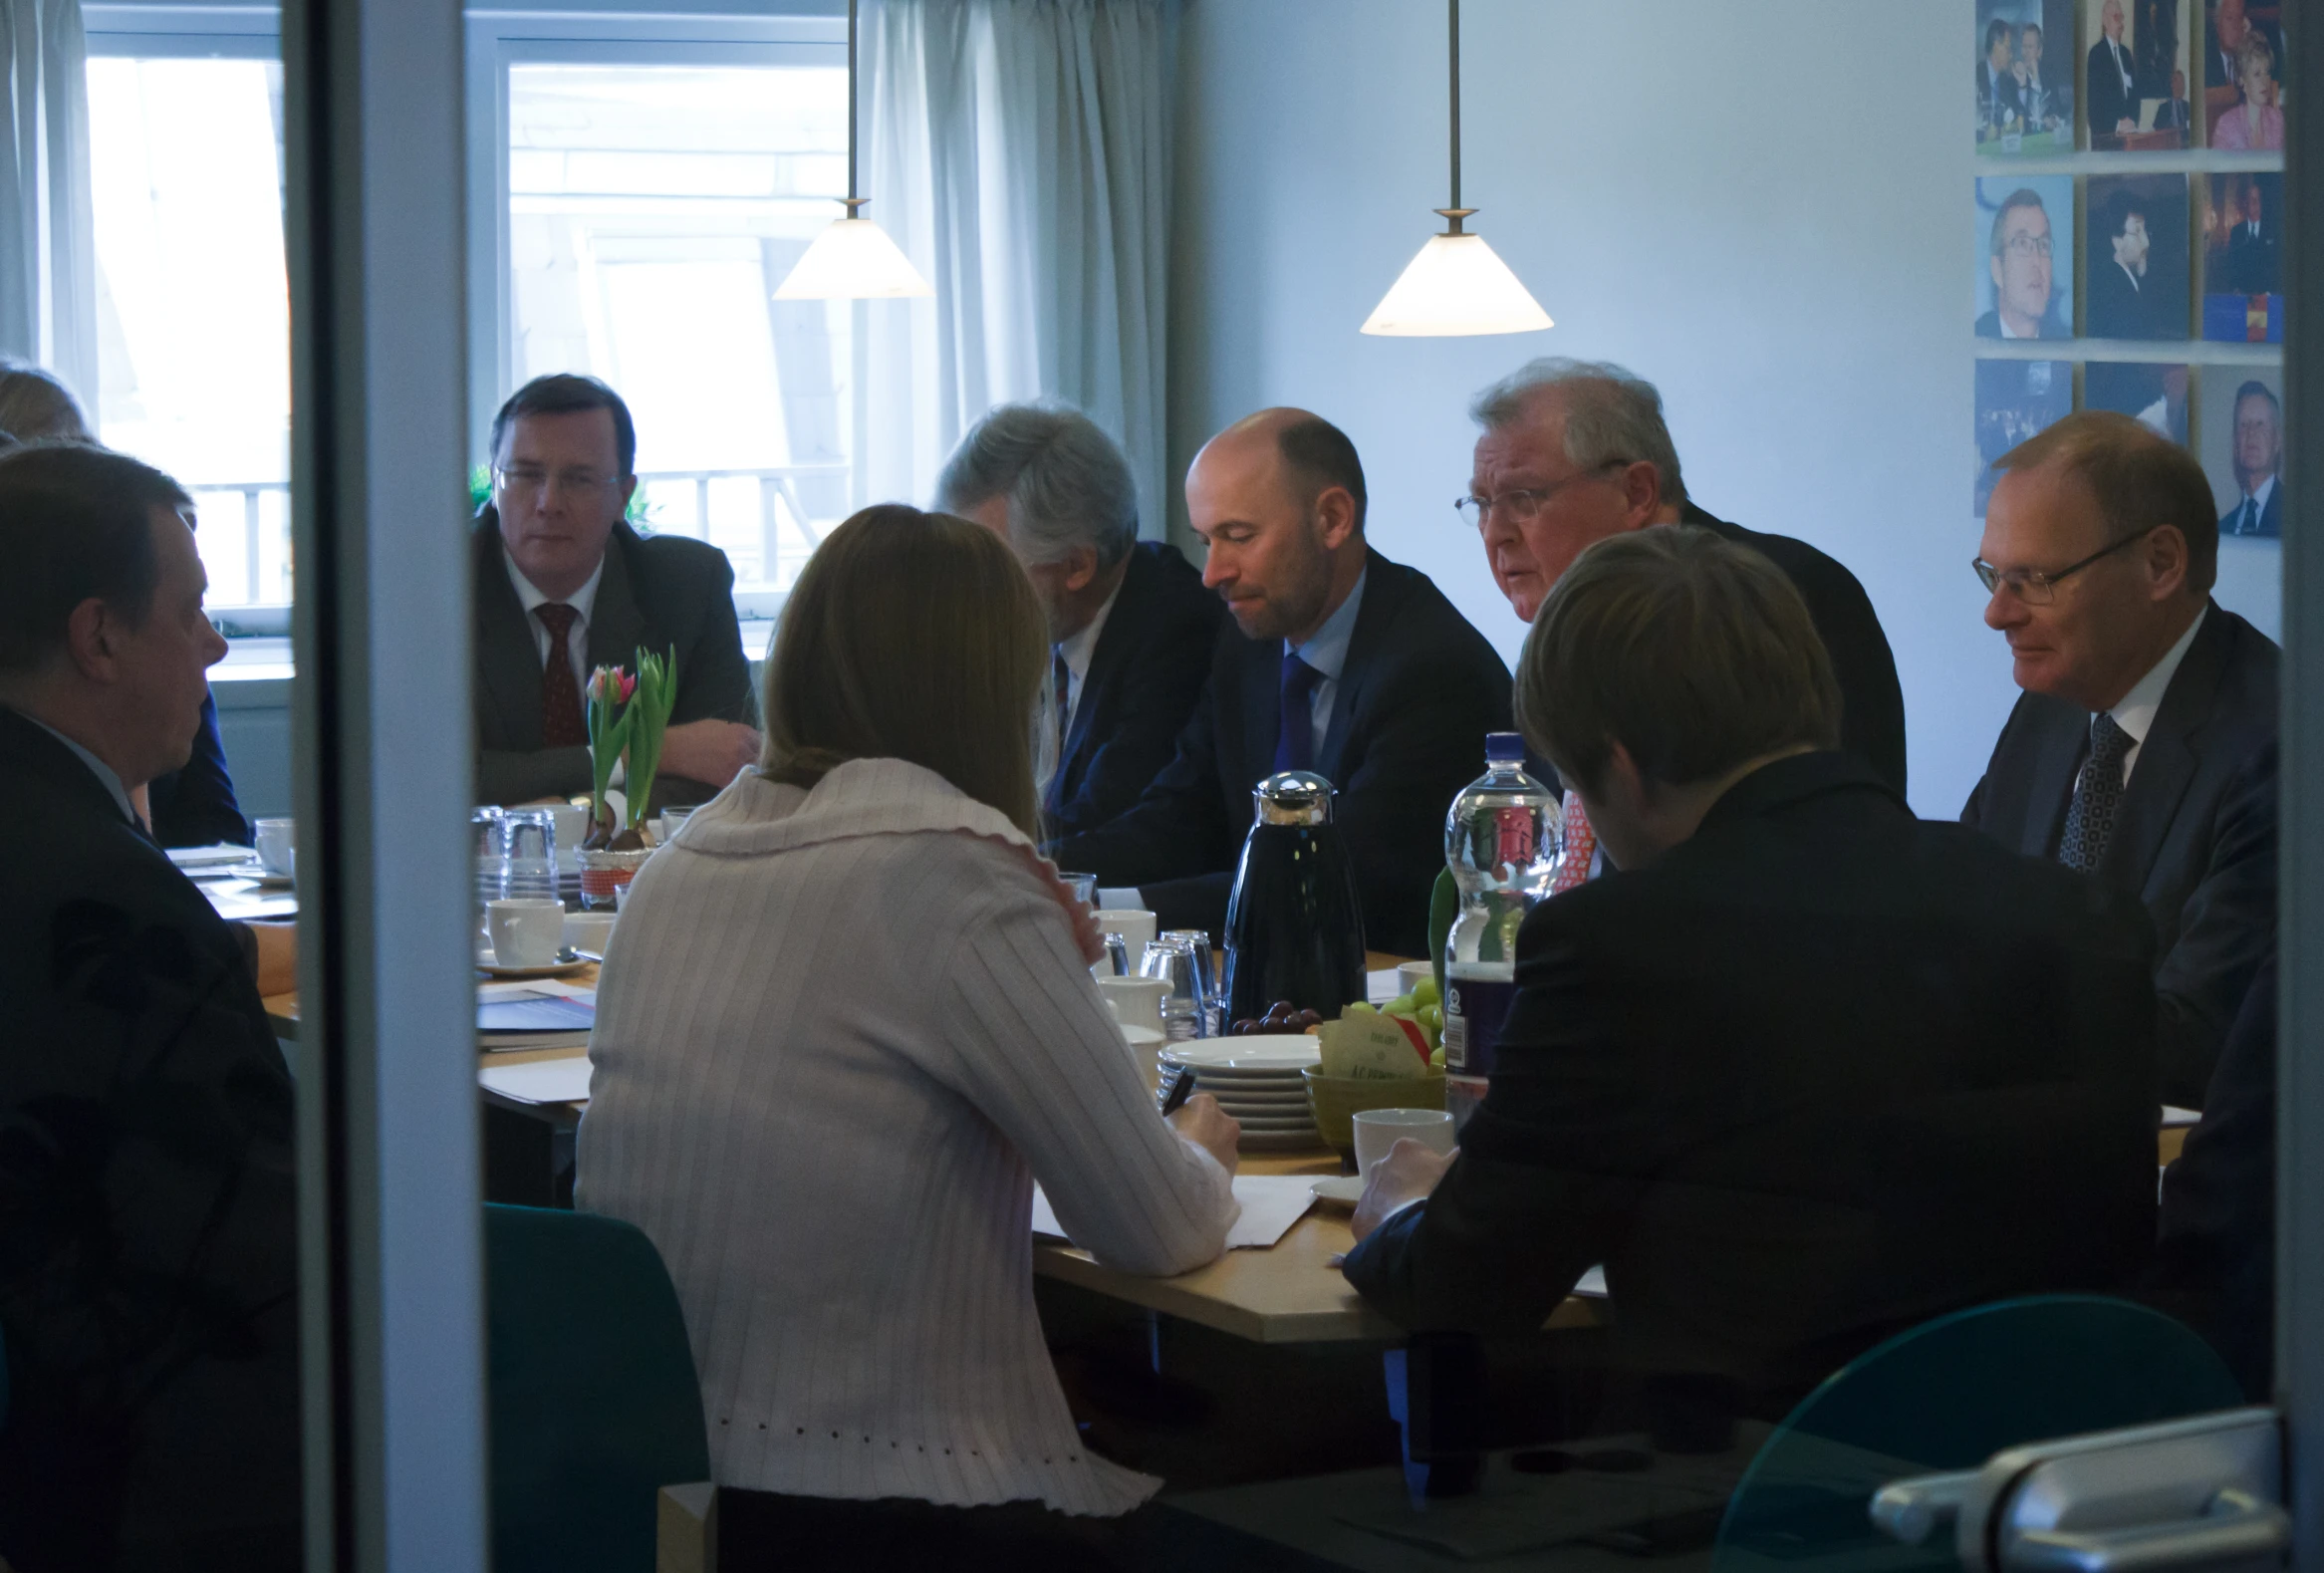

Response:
(1158, 1061), (1200, 1117)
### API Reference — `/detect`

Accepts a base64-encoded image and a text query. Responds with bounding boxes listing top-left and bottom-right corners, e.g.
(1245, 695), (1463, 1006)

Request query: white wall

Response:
(1173, 0), (2054, 816)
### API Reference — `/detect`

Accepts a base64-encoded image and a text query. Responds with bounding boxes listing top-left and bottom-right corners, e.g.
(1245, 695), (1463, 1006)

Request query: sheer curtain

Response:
(861, 0), (1175, 538)
(0, 0), (96, 405)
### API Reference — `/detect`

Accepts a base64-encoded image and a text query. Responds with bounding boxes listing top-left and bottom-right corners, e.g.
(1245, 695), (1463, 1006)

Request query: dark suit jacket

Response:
(1344, 752), (2160, 1404)
(2219, 483), (2283, 539)
(2150, 952), (2274, 1401)
(2088, 35), (2140, 133)
(1962, 605), (2278, 1107)
(1684, 505), (1908, 798)
(1049, 549), (1511, 956)
(1978, 59), (2027, 128)
(1974, 306), (2069, 340)
(1045, 542), (1225, 842)
(473, 514), (756, 807)
(147, 690), (251, 848)
(0, 706), (301, 1571)
(2087, 257), (2161, 340)
(2221, 221), (2280, 297)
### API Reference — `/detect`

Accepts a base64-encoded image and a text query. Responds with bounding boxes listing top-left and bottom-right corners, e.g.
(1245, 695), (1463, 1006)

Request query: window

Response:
(498, 57), (854, 611)
(85, 50), (291, 628)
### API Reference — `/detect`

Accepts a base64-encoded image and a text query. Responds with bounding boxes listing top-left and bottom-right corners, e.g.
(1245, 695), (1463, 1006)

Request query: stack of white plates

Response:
(1157, 1036), (1322, 1152)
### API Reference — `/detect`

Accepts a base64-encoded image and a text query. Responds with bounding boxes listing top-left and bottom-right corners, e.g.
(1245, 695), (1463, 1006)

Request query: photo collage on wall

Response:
(1971, 0), (2288, 531)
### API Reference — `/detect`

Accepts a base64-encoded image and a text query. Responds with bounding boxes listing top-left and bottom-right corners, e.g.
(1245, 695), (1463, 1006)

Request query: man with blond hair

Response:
(1965, 410), (2277, 1107)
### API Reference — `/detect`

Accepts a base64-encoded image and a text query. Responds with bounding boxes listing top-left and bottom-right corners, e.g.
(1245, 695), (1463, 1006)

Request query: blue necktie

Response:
(2059, 713), (2135, 873)
(1274, 653), (1323, 773)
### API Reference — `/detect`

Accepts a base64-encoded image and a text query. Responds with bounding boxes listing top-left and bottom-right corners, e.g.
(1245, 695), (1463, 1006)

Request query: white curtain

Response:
(861, 0), (1175, 538)
(0, 0), (96, 408)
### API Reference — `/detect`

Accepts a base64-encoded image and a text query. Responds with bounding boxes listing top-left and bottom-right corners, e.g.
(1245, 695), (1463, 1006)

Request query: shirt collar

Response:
(2109, 604), (2207, 746)
(1288, 567), (1367, 682)
(503, 548), (605, 627)
(22, 711), (136, 826)
(1056, 566), (1129, 683)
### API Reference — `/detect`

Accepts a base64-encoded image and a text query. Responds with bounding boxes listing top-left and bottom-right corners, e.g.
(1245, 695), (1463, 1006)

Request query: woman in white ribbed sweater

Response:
(576, 505), (1241, 1570)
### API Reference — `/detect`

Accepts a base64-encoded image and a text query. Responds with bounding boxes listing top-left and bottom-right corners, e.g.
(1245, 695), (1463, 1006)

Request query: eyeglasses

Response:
(494, 464), (622, 501)
(1972, 530), (2149, 604)
(2001, 233), (2054, 260)
(1454, 462), (1626, 529)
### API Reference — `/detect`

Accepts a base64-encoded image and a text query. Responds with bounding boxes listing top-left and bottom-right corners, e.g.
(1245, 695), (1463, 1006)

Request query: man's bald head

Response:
(1186, 408), (1369, 644)
(1193, 407), (1369, 533)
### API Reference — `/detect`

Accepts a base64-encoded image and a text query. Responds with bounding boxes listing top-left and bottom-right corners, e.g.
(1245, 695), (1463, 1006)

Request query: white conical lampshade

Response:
(772, 216), (933, 300)
(1360, 231), (1552, 337)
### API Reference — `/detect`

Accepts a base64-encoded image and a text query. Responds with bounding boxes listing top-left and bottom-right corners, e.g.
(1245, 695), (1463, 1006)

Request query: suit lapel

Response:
(1059, 551), (1147, 798)
(2101, 609), (2228, 892)
(475, 524), (550, 750)
(1316, 552), (1402, 785)
(586, 526), (649, 677)
(1232, 632), (1279, 801)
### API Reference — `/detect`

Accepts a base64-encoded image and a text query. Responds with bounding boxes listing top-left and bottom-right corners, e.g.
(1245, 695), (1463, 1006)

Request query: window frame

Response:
(465, 9), (850, 624)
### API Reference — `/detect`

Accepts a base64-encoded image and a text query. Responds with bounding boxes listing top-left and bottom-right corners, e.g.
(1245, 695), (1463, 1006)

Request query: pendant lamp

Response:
(1360, 0), (1551, 337)
(773, 0), (933, 300)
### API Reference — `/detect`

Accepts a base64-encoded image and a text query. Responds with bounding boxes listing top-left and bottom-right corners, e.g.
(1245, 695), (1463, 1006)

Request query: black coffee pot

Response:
(1221, 771), (1367, 1025)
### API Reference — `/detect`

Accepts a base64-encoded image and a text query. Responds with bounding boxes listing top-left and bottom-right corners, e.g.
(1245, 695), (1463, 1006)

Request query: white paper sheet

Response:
(1366, 968), (1404, 1004)
(2162, 1105), (2199, 1128)
(478, 1055), (595, 1105)
(1032, 1173), (1318, 1253)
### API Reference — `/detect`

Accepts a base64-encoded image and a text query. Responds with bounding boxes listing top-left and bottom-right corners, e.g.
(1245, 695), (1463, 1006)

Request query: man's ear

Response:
(617, 474), (639, 521)
(1062, 545), (1101, 596)
(1313, 486), (1361, 551)
(2144, 526), (2191, 601)
(1619, 462), (1663, 528)
(63, 597), (121, 684)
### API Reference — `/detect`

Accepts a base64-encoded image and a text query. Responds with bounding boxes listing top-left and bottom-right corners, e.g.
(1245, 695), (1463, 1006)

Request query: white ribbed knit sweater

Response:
(574, 758), (1235, 1516)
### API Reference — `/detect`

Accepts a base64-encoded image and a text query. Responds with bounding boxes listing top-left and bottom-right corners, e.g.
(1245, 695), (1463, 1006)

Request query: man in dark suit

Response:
(1964, 411), (2277, 1108)
(1341, 527), (2158, 1410)
(1978, 17), (2028, 131)
(1976, 189), (2070, 339)
(1050, 410), (1511, 956)
(0, 443), (301, 1569)
(2014, 21), (2070, 131)
(2219, 180), (2280, 296)
(934, 402), (1223, 840)
(2087, 189), (2166, 340)
(2089, 0), (2143, 138)
(2218, 383), (2282, 540)
(1464, 357), (1907, 797)
(474, 375), (758, 808)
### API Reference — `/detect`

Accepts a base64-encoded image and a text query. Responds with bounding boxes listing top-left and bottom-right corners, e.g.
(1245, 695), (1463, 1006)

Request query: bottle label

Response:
(1442, 974), (1517, 1077)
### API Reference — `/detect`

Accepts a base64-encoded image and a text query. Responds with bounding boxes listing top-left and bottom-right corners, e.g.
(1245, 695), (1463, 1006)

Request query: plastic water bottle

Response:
(1441, 733), (1558, 1131)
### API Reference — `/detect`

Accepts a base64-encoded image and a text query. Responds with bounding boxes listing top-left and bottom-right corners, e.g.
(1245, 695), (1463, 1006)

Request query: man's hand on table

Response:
(657, 719), (762, 792)
(1349, 1139), (1458, 1242)
(1168, 1092), (1241, 1176)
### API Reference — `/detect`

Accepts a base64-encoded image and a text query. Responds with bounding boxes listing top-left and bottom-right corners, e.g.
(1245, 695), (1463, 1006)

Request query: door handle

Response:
(2004, 1488), (2290, 1573)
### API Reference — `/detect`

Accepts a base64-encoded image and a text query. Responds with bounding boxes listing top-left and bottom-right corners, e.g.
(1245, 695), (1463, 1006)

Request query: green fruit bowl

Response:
(1302, 1067), (1446, 1163)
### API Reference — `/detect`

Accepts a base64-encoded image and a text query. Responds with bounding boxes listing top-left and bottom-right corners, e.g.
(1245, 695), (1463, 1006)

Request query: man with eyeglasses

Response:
(1976, 188), (2067, 340)
(1964, 410), (2278, 1108)
(1462, 359), (1906, 801)
(474, 374), (759, 808)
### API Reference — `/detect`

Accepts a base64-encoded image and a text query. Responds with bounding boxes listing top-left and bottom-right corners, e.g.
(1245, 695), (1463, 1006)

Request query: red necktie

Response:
(1552, 790), (1597, 893)
(535, 603), (587, 747)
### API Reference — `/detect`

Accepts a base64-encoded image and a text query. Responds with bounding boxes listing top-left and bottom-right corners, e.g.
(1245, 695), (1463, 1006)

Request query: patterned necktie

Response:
(1552, 790), (1598, 893)
(2059, 713), (2135, 873)
(2239, 498), (2258, 536)
(535, 603), (587, 748)
(1274, 653), (1323, 773)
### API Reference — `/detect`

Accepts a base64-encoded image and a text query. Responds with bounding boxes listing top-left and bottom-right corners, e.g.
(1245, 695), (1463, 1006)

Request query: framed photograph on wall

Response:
(2198, 0), (2285, 147)
(2201, 369), (2284, 538)
(2202, 172), (2284, 340)
(2084, 362), (2192, 442)
(1976, 359), (2073, 514)
(1976, 176), (2074, 339)
(2084, 173), (2191, 338)
(2084, 0), (2193, 147)
(1978, 0), (2078, 151)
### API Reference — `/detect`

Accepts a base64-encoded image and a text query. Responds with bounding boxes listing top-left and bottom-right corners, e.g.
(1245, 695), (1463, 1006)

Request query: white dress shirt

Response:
(1053, 570), (1128, 735)
(2232, 475), (2277, 535)
(503, 549), (605, 694)
(1287, 569), (1368, 759)
(2089, 606), (2207, 790)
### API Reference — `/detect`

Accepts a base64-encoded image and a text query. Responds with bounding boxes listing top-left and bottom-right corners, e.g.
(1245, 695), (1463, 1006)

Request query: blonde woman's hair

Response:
(0, 362), (92, 443)
(759, 504), (1049, 837)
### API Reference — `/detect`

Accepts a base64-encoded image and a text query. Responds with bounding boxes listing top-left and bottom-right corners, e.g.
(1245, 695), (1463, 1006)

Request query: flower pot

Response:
(577, 846), (650, 911)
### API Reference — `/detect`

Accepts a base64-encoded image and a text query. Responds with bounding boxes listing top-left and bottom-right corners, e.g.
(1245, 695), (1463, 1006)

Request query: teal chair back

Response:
(485, 1203), (710, 1573)
(1712, 1295), (2242, 1572)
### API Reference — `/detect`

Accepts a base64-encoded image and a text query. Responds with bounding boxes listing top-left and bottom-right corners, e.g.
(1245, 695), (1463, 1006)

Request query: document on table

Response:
(478, 1055), (595, 1105)
(1032, 1174), (1316, 1251)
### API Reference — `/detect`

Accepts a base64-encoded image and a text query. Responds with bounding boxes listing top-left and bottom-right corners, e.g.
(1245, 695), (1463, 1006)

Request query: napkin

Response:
(1032, 1174), (1316, 1252)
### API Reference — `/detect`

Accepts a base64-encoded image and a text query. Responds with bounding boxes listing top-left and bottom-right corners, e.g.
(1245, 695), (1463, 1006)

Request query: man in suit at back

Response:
(0, 443), (301, 1569)
(1964, 411), (2277, 1107)
(2087, 190), (2166, 340)
(934, 402), (1223, 840)
(1050, 409), (1510, 956)
(1978, 17), (2028, 132)
(2089, 0), (2142, 139)
(2218, 382), (2282, 539)
(1342, 526), (2158, 1415)
(474, 374), (759, 807)
(1461, 357), (1907, 878)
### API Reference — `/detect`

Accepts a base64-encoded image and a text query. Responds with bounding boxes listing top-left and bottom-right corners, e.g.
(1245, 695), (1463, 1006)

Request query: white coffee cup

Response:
(1354, 1108), (1457, 1177)
(563, 911), (617, 958)
(487, 898), (567, 968)
(1397, 960), (1433, 997)
(546, 803), (589, 862)
(253, 817), (296, 876)
(1093, 908), (1158, 954)
(1096, 975), (1170, 1034)
(1119, 1024), (1167, 1091)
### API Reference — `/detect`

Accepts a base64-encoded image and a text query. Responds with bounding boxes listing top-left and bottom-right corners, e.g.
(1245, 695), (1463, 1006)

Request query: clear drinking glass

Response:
(501, 807), (559, 905)
(1098, 932), (1133, 977)
(1162, 929), (1218, 1034)
(471, 806), (506, 938)
(1140, 937), (1207, 1041)
(1059, 871), (1099, 909)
